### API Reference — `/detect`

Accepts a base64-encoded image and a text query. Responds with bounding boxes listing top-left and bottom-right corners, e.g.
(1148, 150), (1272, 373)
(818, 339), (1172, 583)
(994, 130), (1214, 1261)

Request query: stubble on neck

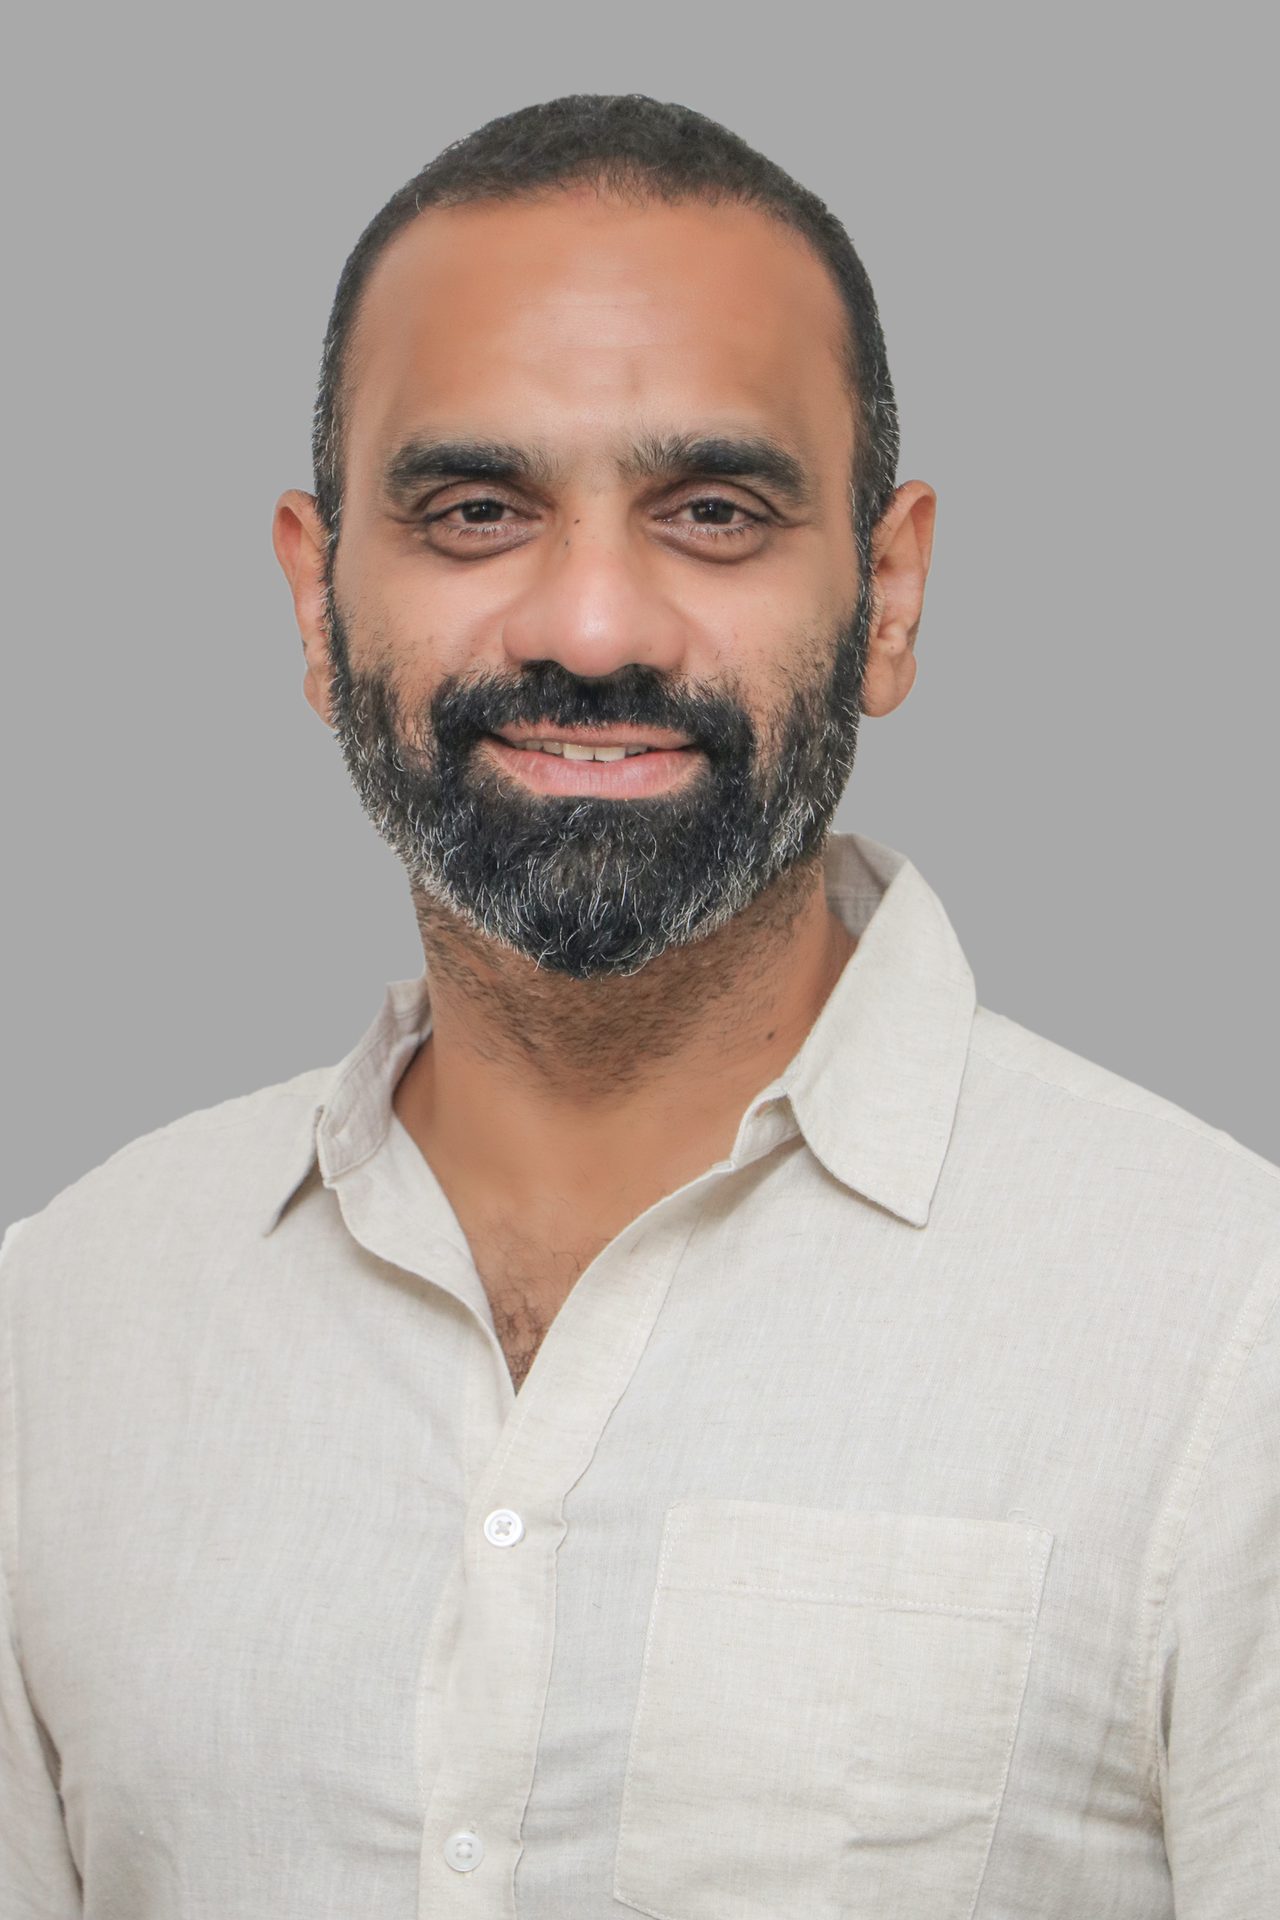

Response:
(408, 846), (847, 1101)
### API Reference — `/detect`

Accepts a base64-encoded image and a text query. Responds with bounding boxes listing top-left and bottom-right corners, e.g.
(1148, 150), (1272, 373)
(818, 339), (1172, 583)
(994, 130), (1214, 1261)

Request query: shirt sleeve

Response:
(1158, 1276), (1280, 1915)
(1, 1217), (83, 1917)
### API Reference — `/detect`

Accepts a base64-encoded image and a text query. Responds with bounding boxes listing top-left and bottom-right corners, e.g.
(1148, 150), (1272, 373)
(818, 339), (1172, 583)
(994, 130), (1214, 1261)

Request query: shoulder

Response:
(967, 1002), (1280, 1233)
(1, 1062), (336, 1287)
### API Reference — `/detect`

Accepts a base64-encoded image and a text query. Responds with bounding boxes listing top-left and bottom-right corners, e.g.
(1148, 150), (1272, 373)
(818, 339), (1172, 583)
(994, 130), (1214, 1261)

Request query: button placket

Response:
(417, 1204), (716, 1919)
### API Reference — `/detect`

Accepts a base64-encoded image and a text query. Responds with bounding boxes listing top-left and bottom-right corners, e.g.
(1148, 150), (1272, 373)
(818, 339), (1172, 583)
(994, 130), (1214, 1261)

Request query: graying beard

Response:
(329, 570), (864, 975)
(336, 685), (856, 976)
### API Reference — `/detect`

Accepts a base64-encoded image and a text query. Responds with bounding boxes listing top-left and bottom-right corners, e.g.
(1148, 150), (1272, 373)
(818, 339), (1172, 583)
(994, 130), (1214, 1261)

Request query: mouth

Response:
(491, 724), (695, 757)
(481, 730), (703, 798)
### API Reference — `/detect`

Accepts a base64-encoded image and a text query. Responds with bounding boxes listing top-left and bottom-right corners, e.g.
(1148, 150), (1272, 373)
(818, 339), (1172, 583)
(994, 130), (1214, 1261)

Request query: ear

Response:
(272, 489), (335, 726)
(859, 480), (937, 718)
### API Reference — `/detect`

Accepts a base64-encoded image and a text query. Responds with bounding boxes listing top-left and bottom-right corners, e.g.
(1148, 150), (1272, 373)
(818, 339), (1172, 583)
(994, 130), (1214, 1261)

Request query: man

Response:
(1, 92), (1275, 1920)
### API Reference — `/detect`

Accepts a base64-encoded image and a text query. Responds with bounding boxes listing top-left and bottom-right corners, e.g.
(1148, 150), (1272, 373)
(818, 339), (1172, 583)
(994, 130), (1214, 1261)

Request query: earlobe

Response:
(302, 658), (334, 727)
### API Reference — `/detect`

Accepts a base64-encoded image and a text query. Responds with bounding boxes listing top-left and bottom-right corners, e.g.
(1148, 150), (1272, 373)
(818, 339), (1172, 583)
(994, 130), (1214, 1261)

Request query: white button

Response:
(444, 1828), (484, 1872)
(483, 1507), (525, 1547)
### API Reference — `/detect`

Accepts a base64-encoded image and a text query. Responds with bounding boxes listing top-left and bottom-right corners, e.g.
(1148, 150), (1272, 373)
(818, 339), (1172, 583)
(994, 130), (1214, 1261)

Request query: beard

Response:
(323, 572), (872, 980)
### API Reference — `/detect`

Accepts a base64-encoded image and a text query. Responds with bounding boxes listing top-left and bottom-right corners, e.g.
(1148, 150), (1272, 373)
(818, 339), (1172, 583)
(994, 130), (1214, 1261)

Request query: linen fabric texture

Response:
(2, 831), (1277, 1918)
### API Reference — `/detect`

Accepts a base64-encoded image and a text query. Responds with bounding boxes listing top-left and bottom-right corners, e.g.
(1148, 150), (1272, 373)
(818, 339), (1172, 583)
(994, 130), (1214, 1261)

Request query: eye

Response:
(666, 494), (768, 545)
(411, 489), (770, 558)
(419, 495), (529, 547)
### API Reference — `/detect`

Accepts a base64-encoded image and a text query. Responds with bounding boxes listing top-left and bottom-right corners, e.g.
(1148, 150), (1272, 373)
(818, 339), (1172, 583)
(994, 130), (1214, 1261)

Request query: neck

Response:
(393, 850), (856, 1219)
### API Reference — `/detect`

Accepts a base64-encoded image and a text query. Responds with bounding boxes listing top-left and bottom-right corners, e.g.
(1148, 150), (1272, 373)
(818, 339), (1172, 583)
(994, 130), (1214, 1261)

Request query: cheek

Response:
(678, 529), (845, 647)
(756, 621), (848, 732)
(339, 544), (493, 690)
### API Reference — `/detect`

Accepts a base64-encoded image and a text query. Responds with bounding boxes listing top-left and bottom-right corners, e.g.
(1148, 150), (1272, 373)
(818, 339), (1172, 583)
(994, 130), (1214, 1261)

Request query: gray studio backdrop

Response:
(4, 5), (1276, 1225)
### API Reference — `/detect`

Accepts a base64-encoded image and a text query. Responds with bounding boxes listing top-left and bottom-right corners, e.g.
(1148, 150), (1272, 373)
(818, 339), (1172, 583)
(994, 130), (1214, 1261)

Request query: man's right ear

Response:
(272, 490), (334, 726)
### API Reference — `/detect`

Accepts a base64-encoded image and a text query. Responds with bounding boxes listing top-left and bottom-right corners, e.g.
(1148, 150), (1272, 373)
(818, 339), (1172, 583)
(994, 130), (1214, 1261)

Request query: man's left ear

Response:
(860, 480), (937, 718)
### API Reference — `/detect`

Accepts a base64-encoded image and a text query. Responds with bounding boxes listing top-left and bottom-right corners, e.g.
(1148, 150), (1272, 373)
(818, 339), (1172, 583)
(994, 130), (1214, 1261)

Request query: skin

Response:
(273, 187), (936, 1351)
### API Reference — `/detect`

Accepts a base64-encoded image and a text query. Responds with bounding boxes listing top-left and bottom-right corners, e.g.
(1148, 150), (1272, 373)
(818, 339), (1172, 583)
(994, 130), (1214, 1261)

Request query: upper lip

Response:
(491, 724), (694, 750)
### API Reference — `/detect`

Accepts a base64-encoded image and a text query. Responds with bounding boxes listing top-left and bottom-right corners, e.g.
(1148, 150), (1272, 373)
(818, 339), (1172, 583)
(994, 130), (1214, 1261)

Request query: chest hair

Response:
(471, 1231), (603, 1392)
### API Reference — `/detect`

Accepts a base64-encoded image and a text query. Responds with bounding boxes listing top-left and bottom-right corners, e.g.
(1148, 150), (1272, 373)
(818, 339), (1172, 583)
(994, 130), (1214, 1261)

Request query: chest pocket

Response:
(614, 1500), (1053, 1920)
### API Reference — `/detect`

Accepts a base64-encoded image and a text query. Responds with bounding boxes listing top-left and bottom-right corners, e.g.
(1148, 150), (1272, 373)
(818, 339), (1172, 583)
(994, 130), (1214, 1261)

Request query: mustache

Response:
(425, 661), (757, 760)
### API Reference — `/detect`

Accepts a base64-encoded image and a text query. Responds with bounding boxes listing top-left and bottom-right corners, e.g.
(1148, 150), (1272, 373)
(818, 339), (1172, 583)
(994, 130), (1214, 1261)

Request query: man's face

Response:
(323, 189), (871, 977)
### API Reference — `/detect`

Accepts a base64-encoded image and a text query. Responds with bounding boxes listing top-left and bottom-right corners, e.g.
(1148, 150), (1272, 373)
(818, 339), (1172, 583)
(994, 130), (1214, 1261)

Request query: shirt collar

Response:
(777, 833), (976, 1225)
(260, 830), (976, 1237)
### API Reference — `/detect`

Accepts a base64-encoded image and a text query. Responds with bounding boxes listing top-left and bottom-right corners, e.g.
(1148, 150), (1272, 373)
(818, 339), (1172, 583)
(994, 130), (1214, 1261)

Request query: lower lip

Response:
(482, 735), (704, 798)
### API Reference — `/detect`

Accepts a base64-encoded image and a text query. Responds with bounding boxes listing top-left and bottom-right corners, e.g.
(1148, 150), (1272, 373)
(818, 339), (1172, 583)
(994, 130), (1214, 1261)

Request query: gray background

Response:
(4, 3), (1276, 1226)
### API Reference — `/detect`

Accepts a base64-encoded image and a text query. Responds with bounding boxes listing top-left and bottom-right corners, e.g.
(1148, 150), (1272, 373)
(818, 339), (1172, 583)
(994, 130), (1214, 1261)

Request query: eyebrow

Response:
(380, 431), (815, 510)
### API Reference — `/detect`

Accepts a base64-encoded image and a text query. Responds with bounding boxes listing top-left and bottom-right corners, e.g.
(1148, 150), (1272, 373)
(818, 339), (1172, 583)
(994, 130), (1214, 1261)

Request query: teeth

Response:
(511, 739), (657, 761)
(567, 743), (632, 762)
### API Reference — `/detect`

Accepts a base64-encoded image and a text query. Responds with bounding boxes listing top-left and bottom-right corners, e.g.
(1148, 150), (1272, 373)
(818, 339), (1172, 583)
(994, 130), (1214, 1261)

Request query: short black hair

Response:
(312, 93), (900, 568)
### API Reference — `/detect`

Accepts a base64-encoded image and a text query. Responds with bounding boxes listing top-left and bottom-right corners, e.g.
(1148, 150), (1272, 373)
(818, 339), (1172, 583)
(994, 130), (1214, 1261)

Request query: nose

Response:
(498, 515), (690, 680)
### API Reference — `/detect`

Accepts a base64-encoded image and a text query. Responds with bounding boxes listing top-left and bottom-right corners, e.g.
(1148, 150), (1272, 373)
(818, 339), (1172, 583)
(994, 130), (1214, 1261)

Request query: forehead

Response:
(342, 189), (853, 488)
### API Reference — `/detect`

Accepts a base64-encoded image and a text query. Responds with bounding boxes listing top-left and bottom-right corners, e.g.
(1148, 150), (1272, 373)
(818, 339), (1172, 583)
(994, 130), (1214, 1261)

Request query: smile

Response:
(481, 733), (703, 797)
(503, 739), (658, 761)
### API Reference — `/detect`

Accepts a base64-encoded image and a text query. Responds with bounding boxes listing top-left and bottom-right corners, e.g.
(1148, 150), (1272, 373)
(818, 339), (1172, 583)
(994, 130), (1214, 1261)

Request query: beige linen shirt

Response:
(2, 830), (1278, 1919)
